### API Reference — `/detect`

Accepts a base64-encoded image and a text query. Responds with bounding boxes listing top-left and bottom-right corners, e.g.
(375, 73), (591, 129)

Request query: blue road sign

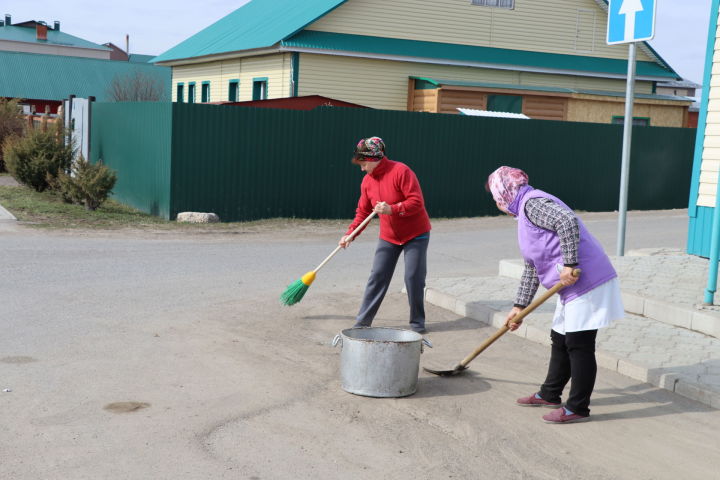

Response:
(607, 0), (656, 44)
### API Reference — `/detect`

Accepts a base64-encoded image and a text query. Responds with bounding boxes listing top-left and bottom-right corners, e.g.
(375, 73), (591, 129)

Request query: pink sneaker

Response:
(542, 407), (590, 424)
(516, 393), (561, 408)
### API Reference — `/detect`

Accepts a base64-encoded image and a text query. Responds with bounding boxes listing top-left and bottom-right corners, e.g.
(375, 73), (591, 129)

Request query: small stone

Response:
(3, 388), (11, 393)
(176, 212), (220, 223)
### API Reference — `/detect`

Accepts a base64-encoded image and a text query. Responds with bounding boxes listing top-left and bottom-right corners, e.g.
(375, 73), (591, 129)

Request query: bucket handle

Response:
(421, 338), (433, 353)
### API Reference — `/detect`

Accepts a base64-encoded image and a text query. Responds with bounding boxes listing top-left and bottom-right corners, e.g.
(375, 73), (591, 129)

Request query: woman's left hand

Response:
(374, 201), (392, 215)
(560, 266), (580, 286)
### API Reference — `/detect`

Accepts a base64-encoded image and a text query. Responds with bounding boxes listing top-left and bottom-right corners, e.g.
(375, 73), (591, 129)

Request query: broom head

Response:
(280, 271), (316, 306)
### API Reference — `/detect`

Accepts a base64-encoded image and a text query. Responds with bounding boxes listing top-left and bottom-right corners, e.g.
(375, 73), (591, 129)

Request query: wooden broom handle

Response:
(458, 268), (581, 368)
(313, 211), (378, 273)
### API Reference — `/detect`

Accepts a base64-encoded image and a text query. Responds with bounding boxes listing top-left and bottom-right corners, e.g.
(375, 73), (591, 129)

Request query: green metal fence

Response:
(91, 102), (696, 221)
(90, 102), (173, 218)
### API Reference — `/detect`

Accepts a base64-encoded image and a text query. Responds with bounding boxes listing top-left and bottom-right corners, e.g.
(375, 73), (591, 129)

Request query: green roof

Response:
(410, 77), (693, 102)
(0, 51), (171, 102)
(0, 24), (110, 51)
(129, 54), (155, 63)
(283, 31), (678, 80)
(152, 0), (346, 63)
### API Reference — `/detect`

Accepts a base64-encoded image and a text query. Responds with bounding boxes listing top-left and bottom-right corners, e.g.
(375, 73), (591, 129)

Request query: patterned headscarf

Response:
(487, 166), (529, 211)
(354, 137), (386, 160)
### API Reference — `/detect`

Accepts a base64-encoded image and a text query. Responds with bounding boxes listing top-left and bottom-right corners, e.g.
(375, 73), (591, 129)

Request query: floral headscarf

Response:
(487, 166), (529, 211)
(354, 137), (386, 160)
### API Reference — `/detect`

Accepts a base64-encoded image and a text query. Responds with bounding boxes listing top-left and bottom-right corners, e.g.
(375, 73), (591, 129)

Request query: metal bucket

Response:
(332, 327), (432, 398)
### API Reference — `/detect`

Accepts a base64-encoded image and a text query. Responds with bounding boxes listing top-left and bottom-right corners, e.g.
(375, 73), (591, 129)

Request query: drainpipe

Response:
(703, 0), (720, 304)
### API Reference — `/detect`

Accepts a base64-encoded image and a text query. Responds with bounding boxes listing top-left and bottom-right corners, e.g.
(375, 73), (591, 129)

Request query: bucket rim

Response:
(340, 326), (422, 343)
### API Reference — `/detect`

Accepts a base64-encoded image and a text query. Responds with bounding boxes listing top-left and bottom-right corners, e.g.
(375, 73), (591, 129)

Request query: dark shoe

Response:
(410, 326), (427, 334)
(516, 393), (561, 408)
(542, 407), (590, 424)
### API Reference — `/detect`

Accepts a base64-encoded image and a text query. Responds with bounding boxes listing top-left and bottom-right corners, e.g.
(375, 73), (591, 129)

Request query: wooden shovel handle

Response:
(458, 268), (581, 368)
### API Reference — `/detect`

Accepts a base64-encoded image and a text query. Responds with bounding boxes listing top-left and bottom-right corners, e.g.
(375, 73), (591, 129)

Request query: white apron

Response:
(551, 278), (624, 334)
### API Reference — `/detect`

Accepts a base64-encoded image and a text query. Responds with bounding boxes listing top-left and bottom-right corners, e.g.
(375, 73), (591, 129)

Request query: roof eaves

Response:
(416, 76), (694, 103)
(282, 31), (677, 81)
(151, 0), (346, 63)
(153, 45), (282, 66)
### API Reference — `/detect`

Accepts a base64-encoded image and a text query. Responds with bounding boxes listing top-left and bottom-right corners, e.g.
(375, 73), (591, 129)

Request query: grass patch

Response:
(0, 185), (170, 229)
(0, 184), (352, 232)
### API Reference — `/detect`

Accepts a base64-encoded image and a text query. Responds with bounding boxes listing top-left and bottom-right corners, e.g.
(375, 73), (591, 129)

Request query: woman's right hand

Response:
(339, 235), (353, 249)
(505, 306), (523, 331)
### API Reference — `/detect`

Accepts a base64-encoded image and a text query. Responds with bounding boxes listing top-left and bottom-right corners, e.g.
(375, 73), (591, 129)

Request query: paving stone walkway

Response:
(423, 249), (720, 409)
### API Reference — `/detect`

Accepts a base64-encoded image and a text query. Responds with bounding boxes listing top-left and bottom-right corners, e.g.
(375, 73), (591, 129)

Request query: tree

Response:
(107, 71), (164, 102)
(0, 98), (25, 171)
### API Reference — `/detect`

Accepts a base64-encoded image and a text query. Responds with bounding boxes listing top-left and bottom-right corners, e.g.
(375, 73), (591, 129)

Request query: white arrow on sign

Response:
(619, 0), (644, 42)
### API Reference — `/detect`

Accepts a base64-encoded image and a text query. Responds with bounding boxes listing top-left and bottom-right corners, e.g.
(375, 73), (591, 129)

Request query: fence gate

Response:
(64, 97), (91, 160)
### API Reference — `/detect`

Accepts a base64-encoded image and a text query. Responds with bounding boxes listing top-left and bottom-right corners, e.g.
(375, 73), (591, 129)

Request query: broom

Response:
(280, 211), (377, 306)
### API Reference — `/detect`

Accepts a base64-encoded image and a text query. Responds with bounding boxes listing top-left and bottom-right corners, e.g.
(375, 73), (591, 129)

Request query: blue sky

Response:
(2, 0), (712, 84)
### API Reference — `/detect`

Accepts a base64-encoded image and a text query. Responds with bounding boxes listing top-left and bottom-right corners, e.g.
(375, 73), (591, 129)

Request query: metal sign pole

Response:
(616, 41), (637, 257)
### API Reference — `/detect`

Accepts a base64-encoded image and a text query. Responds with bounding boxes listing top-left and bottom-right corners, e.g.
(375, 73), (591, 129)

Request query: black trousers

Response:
(354, 234), (429, 330)
(539, 329), (598, 417)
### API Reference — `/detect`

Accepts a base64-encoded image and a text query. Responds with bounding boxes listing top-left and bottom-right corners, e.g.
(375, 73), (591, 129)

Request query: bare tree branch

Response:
(107, 71), (164, 102)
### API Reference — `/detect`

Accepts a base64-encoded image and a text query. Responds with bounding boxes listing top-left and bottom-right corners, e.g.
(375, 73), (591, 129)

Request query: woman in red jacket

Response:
(340, 137), (432, 333)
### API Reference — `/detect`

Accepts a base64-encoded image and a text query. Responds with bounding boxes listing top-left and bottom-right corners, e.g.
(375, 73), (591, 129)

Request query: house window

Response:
(201, 81), (210, 103)
(176, 83), (184, 103)
(471, 0), (514, 9)
(612, 116), (651, 126)
(188, 82), (196, 104)
(228, 80), (239, 102)
(487, 94), (523, 114)
(253, 78), (268, 100)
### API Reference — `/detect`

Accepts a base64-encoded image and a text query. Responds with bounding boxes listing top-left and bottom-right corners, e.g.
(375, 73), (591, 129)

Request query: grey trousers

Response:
(354, 233), (429, 331)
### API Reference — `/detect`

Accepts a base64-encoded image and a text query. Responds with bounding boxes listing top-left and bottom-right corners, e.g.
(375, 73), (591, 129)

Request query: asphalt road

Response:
(2, 209), (718, 479)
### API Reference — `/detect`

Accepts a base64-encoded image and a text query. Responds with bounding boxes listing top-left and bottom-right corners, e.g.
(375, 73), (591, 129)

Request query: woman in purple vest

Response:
(487, 166), (624, 424)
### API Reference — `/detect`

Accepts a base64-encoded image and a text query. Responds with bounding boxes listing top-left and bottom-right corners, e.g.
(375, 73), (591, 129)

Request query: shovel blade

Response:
(423, 364), (469, 377)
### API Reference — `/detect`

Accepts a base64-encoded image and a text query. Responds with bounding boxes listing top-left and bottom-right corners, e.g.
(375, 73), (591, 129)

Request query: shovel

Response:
(424, 269), (580, 377)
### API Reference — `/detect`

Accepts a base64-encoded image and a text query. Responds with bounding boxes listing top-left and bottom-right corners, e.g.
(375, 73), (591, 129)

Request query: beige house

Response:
(153, 0), (690, 127)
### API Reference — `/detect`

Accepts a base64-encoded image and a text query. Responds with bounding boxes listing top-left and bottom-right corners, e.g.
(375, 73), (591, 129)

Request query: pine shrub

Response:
(3, 122), (73, 192)
(56, 157), (118, 211)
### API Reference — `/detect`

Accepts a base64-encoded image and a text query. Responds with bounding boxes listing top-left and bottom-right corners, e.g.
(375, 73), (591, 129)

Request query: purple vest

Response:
(516, 188), (617, 304)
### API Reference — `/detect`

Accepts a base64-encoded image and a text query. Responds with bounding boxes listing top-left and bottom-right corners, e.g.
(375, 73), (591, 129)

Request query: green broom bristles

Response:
(280, 279), (310, 306)
(280, 271), (316, 306)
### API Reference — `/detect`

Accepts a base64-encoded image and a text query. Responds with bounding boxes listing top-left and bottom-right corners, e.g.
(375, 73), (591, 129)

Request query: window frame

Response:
(611, 116), (651, 127)
(228, 79), (239, 102)
(188, 82), (196, 104)
(252, 77), (269, 101)
(176, 82), (184, 103)
(486, 94), (523, 114)
(470, 0), (514, 9)
(201, 81), (211, 103)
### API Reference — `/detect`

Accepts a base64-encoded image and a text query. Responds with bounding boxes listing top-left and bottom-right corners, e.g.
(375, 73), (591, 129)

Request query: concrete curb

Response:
(0, 203), (17, 222)
(498, 259), (720, 339)
(424, 286), (720, 409)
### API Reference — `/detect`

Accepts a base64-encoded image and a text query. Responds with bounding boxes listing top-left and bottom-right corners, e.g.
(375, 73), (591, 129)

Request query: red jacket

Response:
(346, 157), (431, 245)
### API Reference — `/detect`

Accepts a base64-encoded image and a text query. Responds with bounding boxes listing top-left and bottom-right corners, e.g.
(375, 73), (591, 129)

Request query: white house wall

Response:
(698, 16), (720, 208)
(307, 0), (654, 62)
(171, 54), (291, 103)
(297, 53), (651, 111)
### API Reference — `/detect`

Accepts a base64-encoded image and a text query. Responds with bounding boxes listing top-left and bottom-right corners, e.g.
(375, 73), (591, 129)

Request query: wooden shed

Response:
(408, 77), (691, 126)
